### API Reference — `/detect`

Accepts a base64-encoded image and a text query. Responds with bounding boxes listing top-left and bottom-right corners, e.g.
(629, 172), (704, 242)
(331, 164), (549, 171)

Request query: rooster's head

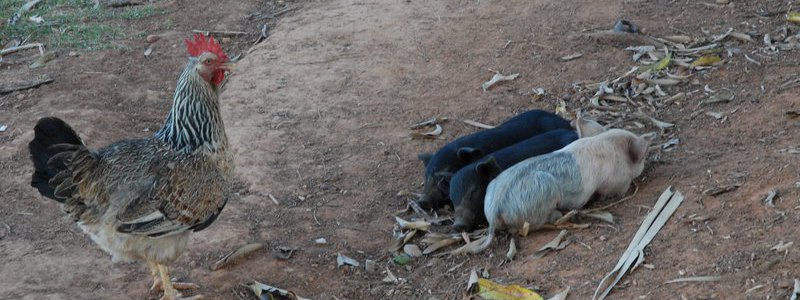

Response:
(185, 33), (231, 86)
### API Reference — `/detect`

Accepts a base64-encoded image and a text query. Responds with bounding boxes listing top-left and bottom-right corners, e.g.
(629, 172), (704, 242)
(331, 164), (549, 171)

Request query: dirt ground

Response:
(3, 0), (800, 299)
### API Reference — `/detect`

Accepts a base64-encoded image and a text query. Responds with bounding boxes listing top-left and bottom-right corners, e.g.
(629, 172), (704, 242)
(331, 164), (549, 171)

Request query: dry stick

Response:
(582, 183), (640, 213)
(251, 6), (298, 21)
(0, 43), (44, 56)
(0, 77), (53, 95)
(192, 29), (248, 36)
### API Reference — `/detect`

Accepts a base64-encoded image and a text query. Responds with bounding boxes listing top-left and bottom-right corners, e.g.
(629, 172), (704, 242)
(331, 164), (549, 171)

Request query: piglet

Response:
(449, 129), (579, 232)
(459, 119), (655, 254)
(416, 110), (572, 210)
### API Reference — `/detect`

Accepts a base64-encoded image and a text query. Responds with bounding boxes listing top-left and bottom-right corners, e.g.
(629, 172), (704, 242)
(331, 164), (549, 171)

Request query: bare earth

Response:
(2, 0), (800, 299)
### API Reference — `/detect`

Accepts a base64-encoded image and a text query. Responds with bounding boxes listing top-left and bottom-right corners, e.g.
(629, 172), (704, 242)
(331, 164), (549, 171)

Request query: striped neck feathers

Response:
(155, 58), (228, 154)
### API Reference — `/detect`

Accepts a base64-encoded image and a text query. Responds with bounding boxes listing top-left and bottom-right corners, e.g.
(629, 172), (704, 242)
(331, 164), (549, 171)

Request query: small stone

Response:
(221, 37), (231, 44)
(16, 94), (25, 100)
(146, 34), (160, 43)
(314, 238), (327, 244)
(364, 259), (377, 273)
(715, 0), (730, 4)
(68, 51), (78, 57)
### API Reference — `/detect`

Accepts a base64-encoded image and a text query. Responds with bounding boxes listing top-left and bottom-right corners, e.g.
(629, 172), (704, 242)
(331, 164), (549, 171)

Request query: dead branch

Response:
(0, 43), (44, 57)
(192, 30), (248, 36)
(0, 77), (54, 95)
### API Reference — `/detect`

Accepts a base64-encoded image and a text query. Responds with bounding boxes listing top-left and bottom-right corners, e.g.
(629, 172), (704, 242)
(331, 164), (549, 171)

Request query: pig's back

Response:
(490, 129), (578, 169)
(492, 152), (583, 205)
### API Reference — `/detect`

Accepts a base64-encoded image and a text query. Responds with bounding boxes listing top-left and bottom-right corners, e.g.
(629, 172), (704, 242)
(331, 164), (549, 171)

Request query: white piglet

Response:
(460, 118), (655, 254)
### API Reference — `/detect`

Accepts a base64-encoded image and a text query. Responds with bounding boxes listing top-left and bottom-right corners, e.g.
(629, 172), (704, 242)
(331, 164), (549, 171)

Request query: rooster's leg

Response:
(148, 261), (161, 291)
(149, 261), (201, 292)
(156, 264), (204, 300)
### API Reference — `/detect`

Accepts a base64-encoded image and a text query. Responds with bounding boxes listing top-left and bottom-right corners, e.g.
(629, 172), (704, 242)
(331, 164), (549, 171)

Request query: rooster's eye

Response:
(203, 58), (212, 65)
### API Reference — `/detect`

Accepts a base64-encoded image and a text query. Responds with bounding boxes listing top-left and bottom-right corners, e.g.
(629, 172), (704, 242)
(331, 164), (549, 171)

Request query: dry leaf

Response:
(771, 241), (793, 252)
(383, 267), (399, 284)
(580, 210), (615, 224)
(506, 238), (517, 261)
(336, 253), (360, 268)
(249, 281), (310, 300)
(210, 243), (265, 270)
(403, 244), (423, 257)
(410, 117), (447, 129)
(788, 11), (800, 24)
(690, 55), (721, 67)
(467, 268), (480, 293)
(462, 119), (496, 129)
(639, 51), (671, 71)
(423, 238), (458, 254)
(664, 276), (721, 284)
(547, 287), (570, 300)
(519, 222), (530, 237)
(530, 230), (568, 259)
(395, 216), (431, 231)
(561, 53), (582, 61)
(410, 124), (442, 139)
(476, 278), (544, 300)
(482, 72), (520, 91)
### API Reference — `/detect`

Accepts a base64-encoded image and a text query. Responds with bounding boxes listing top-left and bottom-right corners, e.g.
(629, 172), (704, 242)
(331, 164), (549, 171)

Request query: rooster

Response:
(28, 34), (234, 300)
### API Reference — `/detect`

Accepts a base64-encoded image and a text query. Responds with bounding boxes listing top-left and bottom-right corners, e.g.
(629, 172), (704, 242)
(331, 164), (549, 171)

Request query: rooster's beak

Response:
(219, 62), (234, 71)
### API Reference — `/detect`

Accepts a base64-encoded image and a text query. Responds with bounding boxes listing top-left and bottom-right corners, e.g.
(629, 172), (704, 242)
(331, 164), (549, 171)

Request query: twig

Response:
(1, 43), (44, 57)
(252, 24), (270, 46)
(192, 29), (248, 36)
(250, 6), (298, 21)
(268, 193), (280, 205)
(583, 183), (639, 213)
(8, 0), (41, 26)
(0, 77), (53, 95)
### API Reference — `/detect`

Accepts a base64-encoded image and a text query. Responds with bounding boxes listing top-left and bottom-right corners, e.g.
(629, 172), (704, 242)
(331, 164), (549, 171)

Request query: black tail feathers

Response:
(29, 117), (84, 201)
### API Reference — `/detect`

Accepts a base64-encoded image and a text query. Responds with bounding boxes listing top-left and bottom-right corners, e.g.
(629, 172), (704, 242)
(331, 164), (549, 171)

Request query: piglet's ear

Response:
(418, 152), (433, 166)
(456, 147), (484, 163)
(475, 157), (502, 178)
(627, 134), (654, 163)
(575, 117), (606, 138)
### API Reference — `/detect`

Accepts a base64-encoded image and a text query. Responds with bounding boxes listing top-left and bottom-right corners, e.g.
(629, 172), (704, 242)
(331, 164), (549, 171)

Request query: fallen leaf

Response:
(530, 230), (568, 259)
(410, 124), (442, 139)
(771, 241), (793, 252)
(764, 189), (778, 207)
(476, 278), (544, 300)
(690, 55), (721, 67)
(395, 216), (431, 231)
(482, 72), (520, 91)
(467, 268), (480, 293)
(664, 276), (722, 284)
(403, 244), (423, 257)
(273, 246), (297, 260)
(410, 117), (447, 129)
(506, 238), (517, 261)
(560, 53), (582, 61)
(383, 267), (399, 284)
(392, 254), (411, 265)
(639, 51), (671, 71)
(788, 11), (800, 24)
(336, 253), (359, 268)
(462, 119), (496, 129)
(547, 287), (570, 300)
(422, 238), (458, 254)
(580, 210), (615, 224)
(210, 243), (265, 270)
(249, 281), (310, 300)
(29, 51), (56, 69)
(519, 222), (530, 237)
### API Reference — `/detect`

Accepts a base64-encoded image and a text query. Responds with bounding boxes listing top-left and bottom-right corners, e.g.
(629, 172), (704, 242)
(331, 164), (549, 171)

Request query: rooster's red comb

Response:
(185, 33), (228, 61)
